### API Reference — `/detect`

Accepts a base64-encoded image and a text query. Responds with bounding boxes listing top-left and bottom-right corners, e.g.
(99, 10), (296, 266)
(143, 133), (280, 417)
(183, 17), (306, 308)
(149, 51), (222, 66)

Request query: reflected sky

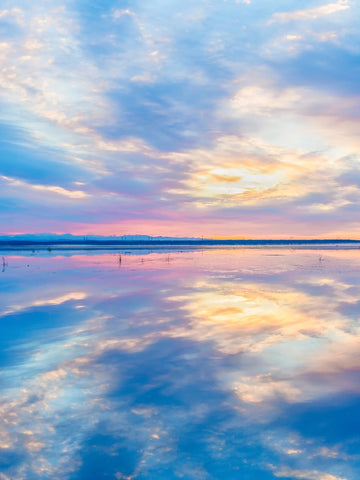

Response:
(0, 248), (360, 480)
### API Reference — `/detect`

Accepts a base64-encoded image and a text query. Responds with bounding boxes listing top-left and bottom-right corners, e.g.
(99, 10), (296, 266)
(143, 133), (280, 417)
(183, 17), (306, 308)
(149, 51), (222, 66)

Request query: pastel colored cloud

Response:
(269, 1), (350, 24)
(271, 466), (347, 480)
(0, 0), (359, 237)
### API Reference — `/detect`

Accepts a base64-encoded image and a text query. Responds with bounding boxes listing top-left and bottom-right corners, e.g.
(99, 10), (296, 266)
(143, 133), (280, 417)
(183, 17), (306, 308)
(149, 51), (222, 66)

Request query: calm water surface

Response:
(1, 248), (360, 479)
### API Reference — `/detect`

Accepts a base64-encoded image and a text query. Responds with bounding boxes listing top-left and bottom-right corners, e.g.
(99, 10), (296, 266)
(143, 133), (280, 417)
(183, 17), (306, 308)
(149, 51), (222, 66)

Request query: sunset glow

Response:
(1, 0), (359, 237)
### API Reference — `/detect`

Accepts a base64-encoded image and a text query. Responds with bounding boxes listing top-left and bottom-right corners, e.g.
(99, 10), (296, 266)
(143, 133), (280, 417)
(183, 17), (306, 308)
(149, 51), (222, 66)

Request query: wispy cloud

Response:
(0, 0), (359, 236)
(271, 466), (347, 480)
(269, 1), (351, 24)
(0, 175), (89, 199)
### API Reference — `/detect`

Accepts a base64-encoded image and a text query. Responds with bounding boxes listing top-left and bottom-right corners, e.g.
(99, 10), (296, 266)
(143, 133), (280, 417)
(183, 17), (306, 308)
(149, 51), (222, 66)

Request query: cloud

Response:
(0, 175), (89, 200)
(269, 1), (350, 24)
(0, 0), (359, 237)
(165, 266), (352, 355)
(0, 7), (23, 20)
(271, 466), (347, 480)
(233, 374), (302, 403)
(0, 292), (88, 318)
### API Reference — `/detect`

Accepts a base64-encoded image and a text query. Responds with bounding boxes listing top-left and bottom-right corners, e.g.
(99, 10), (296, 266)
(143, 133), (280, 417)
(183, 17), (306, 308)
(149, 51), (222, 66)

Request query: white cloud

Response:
(112, 9), (133, 19)
(269, 1), (350, 24)
(0, 7), (23, 21)
(0, 175), (89, 199)
(271, 466), (347, 480)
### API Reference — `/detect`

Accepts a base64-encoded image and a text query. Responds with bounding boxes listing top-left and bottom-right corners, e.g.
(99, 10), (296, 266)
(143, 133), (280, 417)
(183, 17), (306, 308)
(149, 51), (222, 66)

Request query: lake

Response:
(1, 248), (359, 479)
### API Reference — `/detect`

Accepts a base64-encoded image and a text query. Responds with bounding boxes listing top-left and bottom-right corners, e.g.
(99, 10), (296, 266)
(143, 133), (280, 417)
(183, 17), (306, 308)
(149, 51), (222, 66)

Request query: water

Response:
(1, 248), (359, 479)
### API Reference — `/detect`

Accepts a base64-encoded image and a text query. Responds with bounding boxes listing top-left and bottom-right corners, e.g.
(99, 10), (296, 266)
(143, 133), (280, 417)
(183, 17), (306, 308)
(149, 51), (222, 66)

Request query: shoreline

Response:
(1, 239), (360, 252)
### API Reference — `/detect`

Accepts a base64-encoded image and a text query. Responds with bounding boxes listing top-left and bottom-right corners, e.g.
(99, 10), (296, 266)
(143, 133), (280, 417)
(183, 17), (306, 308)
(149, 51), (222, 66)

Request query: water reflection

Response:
(0, 249), (359, 479)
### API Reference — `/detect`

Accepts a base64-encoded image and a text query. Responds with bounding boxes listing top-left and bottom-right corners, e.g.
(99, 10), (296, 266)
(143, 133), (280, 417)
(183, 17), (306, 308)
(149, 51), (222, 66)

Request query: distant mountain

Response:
(0, 234), (201, 242)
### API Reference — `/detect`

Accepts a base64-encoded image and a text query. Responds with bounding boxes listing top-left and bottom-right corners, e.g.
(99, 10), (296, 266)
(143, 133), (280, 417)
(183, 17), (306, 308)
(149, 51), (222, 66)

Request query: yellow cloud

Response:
(165, 134), (335, 208)
(166, 277), (346, 355)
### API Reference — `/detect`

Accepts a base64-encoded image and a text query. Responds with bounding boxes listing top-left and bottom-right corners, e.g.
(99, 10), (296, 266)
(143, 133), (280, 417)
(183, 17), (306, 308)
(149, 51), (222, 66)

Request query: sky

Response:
(0, 0), (359, 238)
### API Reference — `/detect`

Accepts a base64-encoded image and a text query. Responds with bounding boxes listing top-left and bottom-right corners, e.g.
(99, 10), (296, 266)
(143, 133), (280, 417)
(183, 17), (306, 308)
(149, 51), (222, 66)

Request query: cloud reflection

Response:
(0, 249), (359, 479)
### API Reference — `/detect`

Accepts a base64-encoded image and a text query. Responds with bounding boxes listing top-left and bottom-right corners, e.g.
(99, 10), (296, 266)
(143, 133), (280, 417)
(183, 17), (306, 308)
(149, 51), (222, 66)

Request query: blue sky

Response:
(0, 0), (359, 237)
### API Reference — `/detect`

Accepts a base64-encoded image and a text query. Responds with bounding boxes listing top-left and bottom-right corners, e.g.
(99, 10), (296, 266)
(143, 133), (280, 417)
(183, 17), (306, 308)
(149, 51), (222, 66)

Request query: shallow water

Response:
(1, 248), (359, 480)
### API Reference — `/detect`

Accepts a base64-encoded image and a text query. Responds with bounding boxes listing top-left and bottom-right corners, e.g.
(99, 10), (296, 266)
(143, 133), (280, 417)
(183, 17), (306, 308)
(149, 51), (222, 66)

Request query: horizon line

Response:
(1, 238), (360, 244)
(1, 233), (360, 241)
